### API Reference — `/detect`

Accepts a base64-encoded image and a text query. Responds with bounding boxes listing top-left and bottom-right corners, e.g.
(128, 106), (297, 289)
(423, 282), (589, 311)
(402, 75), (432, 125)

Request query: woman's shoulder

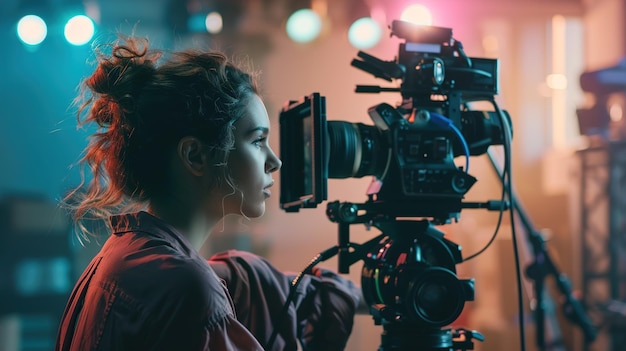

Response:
(97, 219), (232, 315)
(110, 234), (226, 297)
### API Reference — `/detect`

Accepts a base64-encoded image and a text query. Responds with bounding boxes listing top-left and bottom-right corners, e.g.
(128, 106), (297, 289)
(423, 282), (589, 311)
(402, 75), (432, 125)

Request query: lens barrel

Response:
(327, 121), (387, 179)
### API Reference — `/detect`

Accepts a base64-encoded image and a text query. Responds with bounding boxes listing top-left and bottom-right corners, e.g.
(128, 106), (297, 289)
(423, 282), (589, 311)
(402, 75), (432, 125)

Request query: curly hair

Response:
(65, 35), (259, 241)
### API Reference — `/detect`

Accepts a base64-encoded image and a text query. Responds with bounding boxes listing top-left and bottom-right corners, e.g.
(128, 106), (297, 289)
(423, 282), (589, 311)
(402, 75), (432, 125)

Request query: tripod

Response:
(374, 321), (483, 351)
(327, 202), (486, 351)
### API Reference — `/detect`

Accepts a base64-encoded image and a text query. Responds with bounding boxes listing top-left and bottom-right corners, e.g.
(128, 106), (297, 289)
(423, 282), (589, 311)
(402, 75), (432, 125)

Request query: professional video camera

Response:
(279, 20), (512, 351)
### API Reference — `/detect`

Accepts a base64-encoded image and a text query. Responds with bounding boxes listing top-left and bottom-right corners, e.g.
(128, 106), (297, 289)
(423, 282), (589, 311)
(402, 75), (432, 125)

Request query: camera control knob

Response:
(338, 203), (359, 222)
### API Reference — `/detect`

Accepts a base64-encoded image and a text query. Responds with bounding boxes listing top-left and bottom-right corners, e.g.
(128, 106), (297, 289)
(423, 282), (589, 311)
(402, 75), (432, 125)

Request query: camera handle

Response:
(486, 149), (597, 350)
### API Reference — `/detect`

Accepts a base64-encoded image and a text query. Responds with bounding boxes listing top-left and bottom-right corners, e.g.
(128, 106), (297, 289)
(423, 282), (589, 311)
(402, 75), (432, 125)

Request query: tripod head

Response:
(327, 200), (491, 350)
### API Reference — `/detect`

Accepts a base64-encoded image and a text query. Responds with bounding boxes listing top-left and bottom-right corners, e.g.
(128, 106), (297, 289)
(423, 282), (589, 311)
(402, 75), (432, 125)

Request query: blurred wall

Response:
(2, 0), (622, 351)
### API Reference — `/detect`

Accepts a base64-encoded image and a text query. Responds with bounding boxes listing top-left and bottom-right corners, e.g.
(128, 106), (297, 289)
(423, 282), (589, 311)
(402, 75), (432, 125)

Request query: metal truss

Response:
(578, 141), (626, 351)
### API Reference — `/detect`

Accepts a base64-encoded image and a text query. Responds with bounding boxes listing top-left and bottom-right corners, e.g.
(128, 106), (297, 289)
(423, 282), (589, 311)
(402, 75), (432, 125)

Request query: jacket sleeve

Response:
(207, 250), (360, 351)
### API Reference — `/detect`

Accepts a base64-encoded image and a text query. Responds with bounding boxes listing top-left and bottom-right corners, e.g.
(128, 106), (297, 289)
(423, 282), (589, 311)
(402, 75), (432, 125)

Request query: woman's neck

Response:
(147, 196), (218, 250)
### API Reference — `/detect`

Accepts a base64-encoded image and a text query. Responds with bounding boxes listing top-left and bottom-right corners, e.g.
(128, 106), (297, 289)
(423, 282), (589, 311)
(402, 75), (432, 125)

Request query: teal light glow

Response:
(286, 9), (322, 43)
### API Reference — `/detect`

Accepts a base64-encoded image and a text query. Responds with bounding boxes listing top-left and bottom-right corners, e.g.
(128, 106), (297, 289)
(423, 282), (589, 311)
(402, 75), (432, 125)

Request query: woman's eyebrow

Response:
(245, 126), (269, 135)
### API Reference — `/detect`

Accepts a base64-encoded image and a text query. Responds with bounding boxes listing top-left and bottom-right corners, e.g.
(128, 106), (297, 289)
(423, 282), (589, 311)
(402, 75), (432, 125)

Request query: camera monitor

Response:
(279, 93), (327, 212)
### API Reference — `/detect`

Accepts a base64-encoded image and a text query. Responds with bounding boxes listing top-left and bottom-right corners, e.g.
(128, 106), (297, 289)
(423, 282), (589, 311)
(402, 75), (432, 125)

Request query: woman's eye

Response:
(253, 137), (267, 146)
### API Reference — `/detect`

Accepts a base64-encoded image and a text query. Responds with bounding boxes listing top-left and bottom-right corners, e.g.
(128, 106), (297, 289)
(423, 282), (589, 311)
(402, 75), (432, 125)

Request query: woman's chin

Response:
(241, 203), (266, 218)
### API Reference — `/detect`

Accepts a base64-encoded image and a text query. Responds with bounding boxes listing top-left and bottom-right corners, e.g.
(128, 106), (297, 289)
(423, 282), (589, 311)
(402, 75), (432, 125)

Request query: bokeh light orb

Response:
(205, 12), (223, 34)
(400, 4), (433, 26)
(17, 15), (48, 46)
(348, 17), (382, 49)
(64, 15), (95, 46)
(286, 9), (322, 43)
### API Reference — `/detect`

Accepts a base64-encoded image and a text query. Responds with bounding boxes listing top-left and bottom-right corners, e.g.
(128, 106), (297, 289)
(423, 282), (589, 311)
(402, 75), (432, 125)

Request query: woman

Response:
(56, 36), (359, 351)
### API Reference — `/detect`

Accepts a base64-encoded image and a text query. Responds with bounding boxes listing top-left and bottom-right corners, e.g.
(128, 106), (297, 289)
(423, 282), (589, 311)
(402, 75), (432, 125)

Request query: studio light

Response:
(16, 14), (48, 46)
(348, 17), (382, 49)
(64, 15), (95, 46)
(286, 9), (322, 43)
(187, 10), (223, 34)
(205, 11), (223, 34)
(577, 59), (626, 138)
(400, 4), (433, 26)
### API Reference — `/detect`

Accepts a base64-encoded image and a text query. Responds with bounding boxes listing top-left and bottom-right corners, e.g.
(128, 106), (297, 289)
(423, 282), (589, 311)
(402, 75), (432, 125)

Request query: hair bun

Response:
(85, 37), (160, 127)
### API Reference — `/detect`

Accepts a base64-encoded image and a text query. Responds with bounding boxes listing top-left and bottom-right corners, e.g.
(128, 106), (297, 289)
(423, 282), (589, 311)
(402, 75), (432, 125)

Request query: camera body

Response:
(279, 20), (509, 223)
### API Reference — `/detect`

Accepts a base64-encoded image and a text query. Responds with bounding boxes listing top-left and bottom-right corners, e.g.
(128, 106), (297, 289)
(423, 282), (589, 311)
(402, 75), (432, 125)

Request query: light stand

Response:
(486, 149), (597, 350)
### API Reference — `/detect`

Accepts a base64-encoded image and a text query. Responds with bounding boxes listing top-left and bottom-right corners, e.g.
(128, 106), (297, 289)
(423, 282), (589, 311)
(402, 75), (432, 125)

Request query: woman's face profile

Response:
(219, 94), (282, 218)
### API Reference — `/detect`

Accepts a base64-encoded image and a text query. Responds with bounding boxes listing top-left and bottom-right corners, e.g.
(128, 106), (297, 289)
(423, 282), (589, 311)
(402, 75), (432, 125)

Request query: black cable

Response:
(492, 99), (527, 351)
(462, 148), (507, 261)
(461, 98), (526, 351)
(461, 99), (507, 261)
(265, 246), (339, 350)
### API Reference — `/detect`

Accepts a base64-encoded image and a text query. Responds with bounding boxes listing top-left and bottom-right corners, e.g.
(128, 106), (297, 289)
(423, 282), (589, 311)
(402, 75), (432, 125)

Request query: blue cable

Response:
(427, 112), (471, 172)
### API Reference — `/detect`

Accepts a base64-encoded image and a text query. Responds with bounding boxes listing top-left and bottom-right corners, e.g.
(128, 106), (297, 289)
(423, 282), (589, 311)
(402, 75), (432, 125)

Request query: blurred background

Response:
(1, 0), (626, 350)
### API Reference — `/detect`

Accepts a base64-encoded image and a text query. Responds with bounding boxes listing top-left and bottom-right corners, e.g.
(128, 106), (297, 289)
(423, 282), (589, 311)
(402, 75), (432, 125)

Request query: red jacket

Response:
(55, 211), (358, 350)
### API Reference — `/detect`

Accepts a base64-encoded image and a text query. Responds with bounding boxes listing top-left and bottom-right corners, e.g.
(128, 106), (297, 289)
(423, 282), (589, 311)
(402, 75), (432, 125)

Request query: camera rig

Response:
(279, 20), (513, 351)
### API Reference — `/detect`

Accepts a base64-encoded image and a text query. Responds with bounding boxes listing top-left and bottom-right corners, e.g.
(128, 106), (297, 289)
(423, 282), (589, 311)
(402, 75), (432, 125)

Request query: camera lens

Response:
(327, 121), (388, 179)
(408, 267), (466, 326)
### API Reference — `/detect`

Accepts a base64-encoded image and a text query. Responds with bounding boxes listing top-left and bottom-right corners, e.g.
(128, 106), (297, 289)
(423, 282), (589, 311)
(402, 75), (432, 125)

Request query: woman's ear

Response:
(177, 136), (207, 177)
